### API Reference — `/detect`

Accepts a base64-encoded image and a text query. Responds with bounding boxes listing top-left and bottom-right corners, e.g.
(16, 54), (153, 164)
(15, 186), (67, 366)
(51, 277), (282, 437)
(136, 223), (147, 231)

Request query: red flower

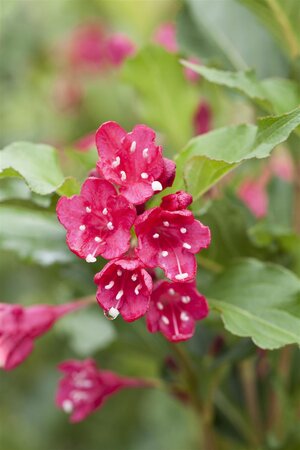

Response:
(56, 359), (148, 422)
(146, 281), (209, 342)
(153, 23), (178, 53)
(193, 101), (212, 136)
(66, 23), (106, 72)
(0, 302), (85, 370)
(94, 258), (152, 321)
(238, 178), (268, 218)
(105, 33), (136, 66)
(96, 121), (173, 205)
(135, 193), (211, 282)
(56, 177), (136, 262)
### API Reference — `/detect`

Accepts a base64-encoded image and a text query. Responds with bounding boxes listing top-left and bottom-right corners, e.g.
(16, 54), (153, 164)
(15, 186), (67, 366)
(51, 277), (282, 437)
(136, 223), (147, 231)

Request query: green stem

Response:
(171, 344), (217, 450)
(265, 0), (300, 58)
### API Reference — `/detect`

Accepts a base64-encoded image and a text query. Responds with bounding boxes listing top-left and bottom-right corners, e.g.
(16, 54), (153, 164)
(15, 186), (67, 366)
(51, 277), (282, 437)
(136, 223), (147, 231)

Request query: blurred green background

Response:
(1, 1), (300, 450)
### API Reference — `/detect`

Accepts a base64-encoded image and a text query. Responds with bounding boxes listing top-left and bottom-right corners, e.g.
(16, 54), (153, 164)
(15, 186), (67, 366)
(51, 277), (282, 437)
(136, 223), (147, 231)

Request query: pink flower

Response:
(56, 177), (136, 262)
(94, 258), (152, 321)
(153, 23), (178, 53)
(160, 190), (192, 211)
(56, 359), (148, 422)
(0, 302), (85, 370)
(96, 121), (171, 205)
(73, 132), (95, 152)
(146, 281), (209, 342)
(270, 149), (294, 182)
(105, 33), (136, 66)
(193, 101), (212, 135)
(66, 23), (106, 72)
(134, 192), (211, 282)
(238, 178), (268, 218)
(183, 57), (201, 83)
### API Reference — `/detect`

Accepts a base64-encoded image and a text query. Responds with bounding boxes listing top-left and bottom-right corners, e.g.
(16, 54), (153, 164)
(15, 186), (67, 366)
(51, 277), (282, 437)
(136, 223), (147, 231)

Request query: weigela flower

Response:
(73, 132), (96, 152)
(94, 258), (152, 321)
(56, 359), (148, 422)
(183, 57), (201, 83)
(238, 178), (268, 218)
(66, 23), (106, 72)
(193, 101), (212, 136)
(146, 281), (209, 342)
(96, 121), (175, 205)
(57, 177), (136, 262)
(153, 23), (178, 53)
(135, 192), (211, 282)
(105, 33), (136, 66)
(0, 302), (85, 370)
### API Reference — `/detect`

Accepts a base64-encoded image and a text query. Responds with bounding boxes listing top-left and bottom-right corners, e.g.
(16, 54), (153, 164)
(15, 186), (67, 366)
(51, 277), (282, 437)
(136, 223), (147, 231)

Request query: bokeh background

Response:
(1, 1), (299, 450)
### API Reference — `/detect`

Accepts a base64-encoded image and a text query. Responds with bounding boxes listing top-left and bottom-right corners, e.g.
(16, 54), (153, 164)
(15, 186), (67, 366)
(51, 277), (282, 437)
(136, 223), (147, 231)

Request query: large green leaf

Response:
(122, 45), (198, 151)
(0, 142), (80, 196)
(168, 107), (300, 197)
(180, 62), (300, 114)
(177, 0), (289, 77)
(207, 259), (300, 349)
(0, 205), (73, 265)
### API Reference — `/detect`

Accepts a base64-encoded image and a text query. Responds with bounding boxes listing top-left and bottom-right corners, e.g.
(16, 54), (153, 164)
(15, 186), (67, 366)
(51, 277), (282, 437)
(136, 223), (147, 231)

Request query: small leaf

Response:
(207, 259), (300, 349)
(0, 205), (73, 265)
(0, 142), (79, 196)
(169, 107), (300, 197)
(180, 62), (300, 114)
(57, 309), (116, 356)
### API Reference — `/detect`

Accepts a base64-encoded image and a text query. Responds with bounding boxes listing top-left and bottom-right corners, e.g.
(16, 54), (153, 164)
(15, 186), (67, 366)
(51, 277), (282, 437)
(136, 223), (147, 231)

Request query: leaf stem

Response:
(265, 0), (300, 58)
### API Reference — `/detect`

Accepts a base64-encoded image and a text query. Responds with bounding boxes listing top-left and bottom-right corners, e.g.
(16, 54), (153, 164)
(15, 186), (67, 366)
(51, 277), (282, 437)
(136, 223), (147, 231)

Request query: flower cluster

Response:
(57, 121), (211, 342)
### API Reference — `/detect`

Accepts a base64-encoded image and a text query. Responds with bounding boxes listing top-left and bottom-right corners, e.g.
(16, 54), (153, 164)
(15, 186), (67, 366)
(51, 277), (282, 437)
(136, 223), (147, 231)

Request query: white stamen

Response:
(135, 284), (142, 295)
(112, 156), (120, 168)
(105, 281), (114, 290)
(142, 148), (149, 158)
(117, 270), (122, 276)
(183, 243), (191, 249)
(120, 170), (127, 181)
(153, 233), (159, 239)
(116, 290), (124, 300)
(102, 208), (108, 215)
(168, 288), (175, 295)
(152, 181), (163, 191)
(182, 296), (191, 304)
(130, 141), (136, 153)
(162, 251), (169, 257)
(163, 221), (170, 227)
(162, 316), (170, 325)
(180, 312), (189, 322)
(157, 302), (164, 310)
(108, 307), (119, 319)
(94, 236), (101, 242)
(131, 274), (138, 281)
(141, 172), (149, 179)
(86, 254), (96, 263)
(62, 399), (73, 413)
(175, 273), (189, 281)
(107, 221), (114, 230)
(79, 225), (86, 231)
(180, 227), (187, 234)
(86, 206), (91, 213)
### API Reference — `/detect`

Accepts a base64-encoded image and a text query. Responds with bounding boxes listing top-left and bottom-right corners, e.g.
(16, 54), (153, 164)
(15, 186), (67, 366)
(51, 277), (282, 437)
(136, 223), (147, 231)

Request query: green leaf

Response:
(0, 205), (73, 265)
(177, 0), (289, 77)
(122, 45), (198, 151)
(168, 107), (300, 197)
(56, 309), (116, 356)
(180, 62), (300, 114)
(0, 142), (80, 196)
(207, 259), (300, 349)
